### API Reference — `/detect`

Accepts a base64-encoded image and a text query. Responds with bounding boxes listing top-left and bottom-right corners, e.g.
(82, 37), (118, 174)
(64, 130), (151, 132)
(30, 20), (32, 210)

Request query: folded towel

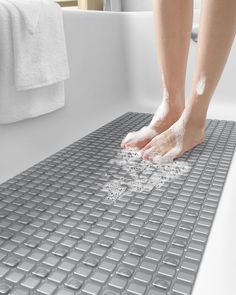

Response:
(0, 0), (70, 91)
(0, 1), (68, 124)
(6, 0), (42, 34)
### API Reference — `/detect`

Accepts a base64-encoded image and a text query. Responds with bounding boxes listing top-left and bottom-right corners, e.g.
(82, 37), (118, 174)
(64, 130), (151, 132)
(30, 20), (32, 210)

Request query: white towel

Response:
(6, 0), (42, 34)
(1, 0), (70, 91)
(0, 1), (69, 124)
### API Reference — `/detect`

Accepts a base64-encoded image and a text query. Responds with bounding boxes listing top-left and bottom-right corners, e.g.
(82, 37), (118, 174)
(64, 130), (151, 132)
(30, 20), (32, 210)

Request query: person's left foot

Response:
(121, 98), (184, 150)
(140, 112), (205, 163)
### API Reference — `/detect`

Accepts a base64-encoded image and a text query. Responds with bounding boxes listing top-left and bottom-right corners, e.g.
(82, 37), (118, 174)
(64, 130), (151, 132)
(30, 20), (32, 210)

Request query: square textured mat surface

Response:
(0, 112), (236, 295)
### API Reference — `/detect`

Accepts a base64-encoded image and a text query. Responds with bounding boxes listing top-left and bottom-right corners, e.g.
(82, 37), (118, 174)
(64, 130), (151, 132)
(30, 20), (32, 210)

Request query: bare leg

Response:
(121, 0), (193, 149)
(142, 0), (236, 163)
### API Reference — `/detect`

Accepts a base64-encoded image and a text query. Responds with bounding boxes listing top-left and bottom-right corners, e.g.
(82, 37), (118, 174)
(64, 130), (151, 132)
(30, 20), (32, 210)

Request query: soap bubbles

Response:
(102, 148), (191, 202)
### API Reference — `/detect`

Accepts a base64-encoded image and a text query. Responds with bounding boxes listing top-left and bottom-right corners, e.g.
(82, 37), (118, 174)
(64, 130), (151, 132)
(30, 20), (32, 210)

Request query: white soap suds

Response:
(102, 147), (191, 202)
(196, 76), (206, 95)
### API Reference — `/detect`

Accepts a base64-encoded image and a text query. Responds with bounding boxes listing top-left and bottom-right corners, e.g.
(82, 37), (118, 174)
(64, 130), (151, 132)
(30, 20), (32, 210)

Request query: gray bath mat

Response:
(0, 112), (235, 295)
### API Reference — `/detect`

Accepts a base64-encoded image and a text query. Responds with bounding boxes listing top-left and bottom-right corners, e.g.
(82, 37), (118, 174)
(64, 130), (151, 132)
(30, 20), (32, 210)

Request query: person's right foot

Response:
(121, 98), (184, 150)
(140, 110), (205, 163)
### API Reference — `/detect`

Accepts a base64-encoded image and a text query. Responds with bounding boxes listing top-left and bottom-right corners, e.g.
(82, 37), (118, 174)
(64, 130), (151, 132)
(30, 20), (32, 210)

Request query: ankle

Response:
(182, 107), (206, 131)
(149, 101), (184, 131)
(168, 99), (185, 115)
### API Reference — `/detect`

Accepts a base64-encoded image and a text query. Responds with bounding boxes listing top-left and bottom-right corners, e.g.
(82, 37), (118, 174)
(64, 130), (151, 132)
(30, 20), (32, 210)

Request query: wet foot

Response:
(140, 111), (205, 163)
(121, 99), (184, 150)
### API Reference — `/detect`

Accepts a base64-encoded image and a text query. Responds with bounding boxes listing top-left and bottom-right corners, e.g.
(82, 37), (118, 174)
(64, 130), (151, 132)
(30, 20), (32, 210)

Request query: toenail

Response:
(136, 150), (142, 157)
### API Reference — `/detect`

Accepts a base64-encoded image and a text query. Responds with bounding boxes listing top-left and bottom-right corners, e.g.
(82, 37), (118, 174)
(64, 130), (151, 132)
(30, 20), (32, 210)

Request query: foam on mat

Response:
(102, 148), (191, 202)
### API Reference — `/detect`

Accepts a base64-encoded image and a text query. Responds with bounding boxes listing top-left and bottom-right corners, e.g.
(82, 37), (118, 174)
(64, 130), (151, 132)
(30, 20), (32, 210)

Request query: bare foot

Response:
(140, 111), (205, 163)
(121, 99), (184, 150)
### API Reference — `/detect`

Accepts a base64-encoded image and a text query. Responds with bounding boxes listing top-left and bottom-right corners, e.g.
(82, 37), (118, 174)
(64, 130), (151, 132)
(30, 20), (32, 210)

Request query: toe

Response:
(141, 137), (157, 154)
(121, 139), (128, 148)
(142, 146), (160, 161)
(124, 142), (135, 149)
(140, 135), (162, 158)
(141, 142), (152, 154)
(120, 126), (159, 151)
(121, 132), (133, 148)
(125, 139), (148, 150)
(142, 149), (152, 160)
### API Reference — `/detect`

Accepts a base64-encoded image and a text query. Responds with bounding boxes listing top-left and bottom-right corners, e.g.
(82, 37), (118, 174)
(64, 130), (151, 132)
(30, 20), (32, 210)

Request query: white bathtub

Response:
(0, 9), (236, 295)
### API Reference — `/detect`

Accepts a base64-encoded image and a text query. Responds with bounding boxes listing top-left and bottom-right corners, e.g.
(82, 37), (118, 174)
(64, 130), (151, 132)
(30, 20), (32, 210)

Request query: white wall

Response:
(121, 0), (152, 11)
(119, 0), (201, 27)
(195, 0), (201, 9)
(120, 0), (201, 11)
